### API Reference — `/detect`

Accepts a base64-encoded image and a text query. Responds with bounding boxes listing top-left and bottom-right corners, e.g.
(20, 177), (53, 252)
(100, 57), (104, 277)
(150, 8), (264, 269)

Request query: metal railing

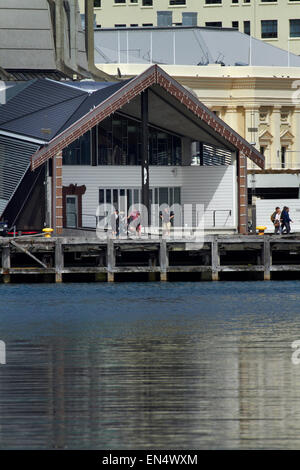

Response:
(205, 209), (232, 228)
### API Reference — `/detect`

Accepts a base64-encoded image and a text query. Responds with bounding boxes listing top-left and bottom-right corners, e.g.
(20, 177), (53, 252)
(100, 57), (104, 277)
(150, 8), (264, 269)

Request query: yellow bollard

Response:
(42, 228), (54, 238)
(256, 226), (267, 236)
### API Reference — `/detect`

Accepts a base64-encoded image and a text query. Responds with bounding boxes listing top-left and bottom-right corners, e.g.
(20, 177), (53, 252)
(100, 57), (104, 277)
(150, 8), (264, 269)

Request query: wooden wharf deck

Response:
(1, 235), (300, 283)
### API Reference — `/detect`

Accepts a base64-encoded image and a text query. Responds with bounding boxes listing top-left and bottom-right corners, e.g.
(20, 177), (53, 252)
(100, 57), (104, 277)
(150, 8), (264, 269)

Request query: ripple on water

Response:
(0, 281), (300, 449)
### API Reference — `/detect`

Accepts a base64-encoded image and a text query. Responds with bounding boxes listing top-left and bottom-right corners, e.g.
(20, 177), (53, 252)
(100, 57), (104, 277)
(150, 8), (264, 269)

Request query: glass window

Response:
(205, 0), (222, 3)
(182, 12), (197, 26)
(66, 196), (78, 228)
(290, 19), (300, 38)
(205, 22), (222, 27)
(261, 20), (277, 38)
(94, 0), (101, 6)
(62, 131), (91, 165)
(97, 117), (112, 165)
(99, 189), (104, 204)
(106, 189), (111, 204)
(142, 0), (153, 5)
(97, 113), (182, 166)
(244, 20), (250, 35)
(170, 0), (186, 5)
(232, 21), (239, 29)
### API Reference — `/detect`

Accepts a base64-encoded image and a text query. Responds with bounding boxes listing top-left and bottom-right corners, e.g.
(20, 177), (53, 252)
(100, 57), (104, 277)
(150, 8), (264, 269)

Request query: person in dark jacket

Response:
(281, 206), (293, 234)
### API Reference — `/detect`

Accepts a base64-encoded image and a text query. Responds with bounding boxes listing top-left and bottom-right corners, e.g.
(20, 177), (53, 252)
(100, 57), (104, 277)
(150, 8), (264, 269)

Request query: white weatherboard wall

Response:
(256, 199), (300, 233)
(182, 166), (236, 229)
(62, 165), (236, 230)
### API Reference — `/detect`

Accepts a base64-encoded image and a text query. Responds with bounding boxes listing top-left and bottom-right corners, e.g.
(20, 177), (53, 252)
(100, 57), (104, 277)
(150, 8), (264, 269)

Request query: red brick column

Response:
(52, 151), (63, 235)
(238, 152), (248, 235)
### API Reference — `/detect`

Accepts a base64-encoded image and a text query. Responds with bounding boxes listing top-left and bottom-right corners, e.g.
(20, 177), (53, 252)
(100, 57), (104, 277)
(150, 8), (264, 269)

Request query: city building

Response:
(0, 66), (264, 235)
(78, 0), (300, 55)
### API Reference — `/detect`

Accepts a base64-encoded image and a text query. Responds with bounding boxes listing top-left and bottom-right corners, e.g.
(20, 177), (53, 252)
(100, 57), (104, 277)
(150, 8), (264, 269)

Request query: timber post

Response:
(211, 236), (220, 281)
(264, 236), (271, 281)
(2, 241), (11, 284)
(107, 237), (115, 282)
(159, 239), (168, 281)
(55, 238), (64, 283)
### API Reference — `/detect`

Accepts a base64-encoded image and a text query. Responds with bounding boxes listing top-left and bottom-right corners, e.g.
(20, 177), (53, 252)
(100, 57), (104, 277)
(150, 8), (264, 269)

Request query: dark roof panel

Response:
(0, 79), (87, 126)
(0, 78), (131, 140)
(1, 94), (88, 141)
(4, 69), (72, 81)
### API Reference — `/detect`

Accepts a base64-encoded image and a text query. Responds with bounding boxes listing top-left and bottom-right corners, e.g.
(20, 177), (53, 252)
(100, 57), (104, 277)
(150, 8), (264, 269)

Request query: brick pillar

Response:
(238, 151), (248, 235)
(52, 151), (63, 235)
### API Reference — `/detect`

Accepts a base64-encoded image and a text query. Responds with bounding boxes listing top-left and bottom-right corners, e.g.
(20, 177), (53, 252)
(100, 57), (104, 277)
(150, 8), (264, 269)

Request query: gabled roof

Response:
(29, 65), (264, 170)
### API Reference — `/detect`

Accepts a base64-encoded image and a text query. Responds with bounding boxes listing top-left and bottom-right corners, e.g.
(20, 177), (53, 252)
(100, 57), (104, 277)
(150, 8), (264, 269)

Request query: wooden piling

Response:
(107, 238), (115, 282)
(2, 242), (11, 284)
(211, 236), (220, 281)
(159, 239), (168, 282)
(55, 238), (63, 283)
(264, 236), (271, 281)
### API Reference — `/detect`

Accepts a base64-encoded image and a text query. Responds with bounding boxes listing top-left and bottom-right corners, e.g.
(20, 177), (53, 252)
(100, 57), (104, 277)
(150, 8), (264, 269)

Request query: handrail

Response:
(205, 209), (232, 227)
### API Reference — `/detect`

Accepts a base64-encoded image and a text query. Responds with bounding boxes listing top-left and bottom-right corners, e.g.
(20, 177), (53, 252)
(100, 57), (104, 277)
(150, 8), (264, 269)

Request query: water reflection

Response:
(0, 282), (300, 449)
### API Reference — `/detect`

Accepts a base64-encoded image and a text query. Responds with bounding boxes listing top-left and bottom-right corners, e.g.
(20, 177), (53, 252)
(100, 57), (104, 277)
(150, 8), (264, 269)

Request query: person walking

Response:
(281, 206), (293, 234)
(111, 209), (119, 238)
(160, 207), (174, 237)
(273, 206), (281, 234)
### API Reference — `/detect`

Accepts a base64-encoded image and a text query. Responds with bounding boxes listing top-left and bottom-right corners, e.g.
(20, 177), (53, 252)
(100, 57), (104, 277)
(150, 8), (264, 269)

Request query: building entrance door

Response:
(66, 195), (78, 228)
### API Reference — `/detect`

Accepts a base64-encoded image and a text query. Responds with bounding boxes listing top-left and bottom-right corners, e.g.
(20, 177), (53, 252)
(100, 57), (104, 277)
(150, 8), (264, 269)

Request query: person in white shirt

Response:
(274, 207), (281, 234)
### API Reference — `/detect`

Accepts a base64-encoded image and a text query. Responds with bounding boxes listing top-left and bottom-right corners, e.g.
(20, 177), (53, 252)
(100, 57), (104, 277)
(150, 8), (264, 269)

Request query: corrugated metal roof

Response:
(0, 78), (131, 141)
(0, 94), (88, 141)
(0, 79), (87, 126)
(0, 135), (39, 217)
(3, 69), (73, 81)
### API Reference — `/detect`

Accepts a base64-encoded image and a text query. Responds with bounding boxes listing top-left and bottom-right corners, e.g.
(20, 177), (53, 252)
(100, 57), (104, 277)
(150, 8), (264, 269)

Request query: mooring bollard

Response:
(43, 228), (54, 238)
(256, 226), (267, 236)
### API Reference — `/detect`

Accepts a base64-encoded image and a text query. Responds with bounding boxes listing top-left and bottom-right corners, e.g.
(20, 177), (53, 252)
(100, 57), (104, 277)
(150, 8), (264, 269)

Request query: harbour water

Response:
(1, 281), (300, 450)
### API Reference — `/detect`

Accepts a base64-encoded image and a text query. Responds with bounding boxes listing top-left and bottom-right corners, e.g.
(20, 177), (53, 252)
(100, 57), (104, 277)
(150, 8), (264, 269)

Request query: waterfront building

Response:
(0, 66), (264, 235)
(78, 0), (300, 55)
(93, 26), (300, 206)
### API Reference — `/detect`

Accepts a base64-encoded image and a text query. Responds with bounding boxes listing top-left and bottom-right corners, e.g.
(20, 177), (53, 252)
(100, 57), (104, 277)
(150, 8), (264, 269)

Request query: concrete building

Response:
(78, 0), (300, 55)
(0, 66), (264, 235)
